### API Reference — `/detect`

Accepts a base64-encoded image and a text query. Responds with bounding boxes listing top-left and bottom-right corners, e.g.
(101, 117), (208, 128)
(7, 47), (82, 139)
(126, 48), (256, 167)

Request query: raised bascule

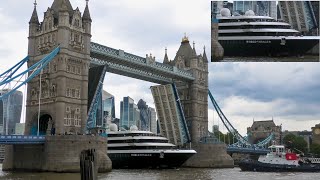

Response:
(0, 0), (275, 172)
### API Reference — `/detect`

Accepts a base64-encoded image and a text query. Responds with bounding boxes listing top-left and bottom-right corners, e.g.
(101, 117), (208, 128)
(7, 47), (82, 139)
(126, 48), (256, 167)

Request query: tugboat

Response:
(239, 145), (320, 172)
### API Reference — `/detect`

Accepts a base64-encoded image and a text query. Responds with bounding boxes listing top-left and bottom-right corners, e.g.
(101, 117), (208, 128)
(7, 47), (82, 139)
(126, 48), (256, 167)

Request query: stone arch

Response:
(30, 112), (54, 135)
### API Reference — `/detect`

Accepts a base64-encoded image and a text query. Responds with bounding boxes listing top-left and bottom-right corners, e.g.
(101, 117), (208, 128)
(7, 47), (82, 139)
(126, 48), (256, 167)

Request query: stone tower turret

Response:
(28, 1), (40, 56)
(25, 0), (92, 135)
(168, 35), (209, 143)
(163, 48), (169, 64)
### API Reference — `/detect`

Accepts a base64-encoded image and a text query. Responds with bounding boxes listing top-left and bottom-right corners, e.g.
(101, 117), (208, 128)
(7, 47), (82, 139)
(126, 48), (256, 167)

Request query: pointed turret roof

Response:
(192, 41), (197, 55)
(163, 48), (169, 64)
(29, 1), (39, 24)
(174, 34), (194, 61)
(203, 46), (208, 62)
(51, 0), (73, 17)
(83, 0), (92, 21)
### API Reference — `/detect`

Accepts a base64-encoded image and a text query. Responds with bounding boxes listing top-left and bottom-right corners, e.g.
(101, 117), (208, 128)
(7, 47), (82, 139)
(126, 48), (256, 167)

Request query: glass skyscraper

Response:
(0, 89), (23, 135)
(148, 107), (157, 134)
(138, 99), (149, 131)
(120, 96), (140, 130)
(137, 99), (157, 133)
(102, 90), (115, 128)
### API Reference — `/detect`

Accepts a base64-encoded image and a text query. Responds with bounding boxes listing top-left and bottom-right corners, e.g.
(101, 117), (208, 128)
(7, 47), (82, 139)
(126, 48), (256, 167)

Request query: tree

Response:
(283, 133), (308, 153)
(310, 143), (320, 157)
(212, 131), (238, 145)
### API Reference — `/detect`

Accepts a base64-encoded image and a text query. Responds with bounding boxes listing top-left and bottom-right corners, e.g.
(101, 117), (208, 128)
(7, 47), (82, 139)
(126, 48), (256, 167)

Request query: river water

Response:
(0, 165), (319, 180)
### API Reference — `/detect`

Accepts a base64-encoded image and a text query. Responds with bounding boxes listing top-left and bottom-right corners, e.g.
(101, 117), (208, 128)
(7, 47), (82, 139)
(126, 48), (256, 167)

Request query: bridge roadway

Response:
(0, 135), (45, 144)
(227, 146), (270, 155)
(90, 42), (195, 84)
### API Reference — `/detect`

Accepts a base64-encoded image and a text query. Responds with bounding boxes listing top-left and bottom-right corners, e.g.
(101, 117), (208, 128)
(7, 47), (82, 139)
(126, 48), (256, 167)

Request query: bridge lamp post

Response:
(37, 70), (42, 136)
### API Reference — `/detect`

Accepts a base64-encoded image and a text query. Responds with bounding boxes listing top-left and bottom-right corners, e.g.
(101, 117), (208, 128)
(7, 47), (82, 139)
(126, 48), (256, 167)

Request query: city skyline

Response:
(0, 0), (319, 135)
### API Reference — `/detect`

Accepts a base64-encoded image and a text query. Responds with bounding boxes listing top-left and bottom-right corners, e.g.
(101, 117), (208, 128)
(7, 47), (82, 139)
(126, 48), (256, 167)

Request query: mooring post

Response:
(80, 149), (97, 180)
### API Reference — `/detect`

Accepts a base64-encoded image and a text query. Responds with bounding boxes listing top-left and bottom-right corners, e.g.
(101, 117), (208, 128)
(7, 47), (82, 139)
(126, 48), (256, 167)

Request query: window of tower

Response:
(75, 89), (80, 98)
(75, 34), (79, 42)
(66, 88), (70, 97)
(53, 64), (57, 72)
(76, 67), (81, 74)
(71, 89), (75, 98)
(71, 66), (75, 73)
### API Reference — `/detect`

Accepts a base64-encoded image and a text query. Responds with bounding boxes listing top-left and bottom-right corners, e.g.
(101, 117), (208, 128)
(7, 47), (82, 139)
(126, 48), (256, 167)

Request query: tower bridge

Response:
(90, 42), (195, 84)
(0, 0), (272, 172)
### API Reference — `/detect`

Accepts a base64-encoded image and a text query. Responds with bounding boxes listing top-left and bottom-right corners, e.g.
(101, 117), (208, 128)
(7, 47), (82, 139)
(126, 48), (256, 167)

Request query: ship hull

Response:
(108, 150), (196, 169)
(239, 159), (320, 172)
(219, 37), (319, 57)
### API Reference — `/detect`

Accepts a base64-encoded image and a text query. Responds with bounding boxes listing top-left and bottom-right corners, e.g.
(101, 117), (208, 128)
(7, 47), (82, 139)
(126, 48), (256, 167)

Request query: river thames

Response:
(0, 166), (319, 180)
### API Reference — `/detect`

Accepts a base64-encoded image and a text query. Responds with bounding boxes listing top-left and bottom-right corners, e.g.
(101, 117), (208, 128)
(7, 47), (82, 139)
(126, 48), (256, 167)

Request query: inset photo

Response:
(211, 1), (320, 62)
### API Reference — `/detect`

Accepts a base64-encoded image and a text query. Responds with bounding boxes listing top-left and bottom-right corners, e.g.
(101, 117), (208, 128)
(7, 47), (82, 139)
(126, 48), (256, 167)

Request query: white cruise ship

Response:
(215, 8), (320, 56)
(107, 125), (196, 169)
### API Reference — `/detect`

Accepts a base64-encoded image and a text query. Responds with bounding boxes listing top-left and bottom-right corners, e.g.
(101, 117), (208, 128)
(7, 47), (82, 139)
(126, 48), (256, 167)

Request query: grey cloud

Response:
(209, 63), (320, 120)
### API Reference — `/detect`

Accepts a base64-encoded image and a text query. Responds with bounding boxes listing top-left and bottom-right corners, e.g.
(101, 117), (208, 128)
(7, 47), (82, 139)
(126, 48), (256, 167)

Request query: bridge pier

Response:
(183, 143), (234, 168)
(2, 135), (112, 172)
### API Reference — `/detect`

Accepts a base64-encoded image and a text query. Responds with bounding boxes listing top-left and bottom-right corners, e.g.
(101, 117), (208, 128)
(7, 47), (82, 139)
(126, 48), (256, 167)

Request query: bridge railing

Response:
(0, 135), (46, 144)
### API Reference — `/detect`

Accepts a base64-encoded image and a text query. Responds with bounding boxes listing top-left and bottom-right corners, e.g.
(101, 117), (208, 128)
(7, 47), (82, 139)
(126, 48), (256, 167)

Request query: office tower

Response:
(137, 99), (149, 131)
(137, 99), (156, 132)
(0, 89), (23, 135)
(102, 90), (115, 128)
(148, 107), (157, 134)
(120, 96), (139, 130)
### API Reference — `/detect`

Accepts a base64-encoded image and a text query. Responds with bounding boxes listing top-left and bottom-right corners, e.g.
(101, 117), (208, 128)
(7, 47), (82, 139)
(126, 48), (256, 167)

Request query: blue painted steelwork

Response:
(227, 146), (270, 155)
(0, 56), (29, 83)
(172, 83), (191, 143)
(86, 66), (108, 132)
(91, 58), (173, 84)
(305, 1), (318, 30)
(0, 135), (45, 144)
(0, 46), (60, 100)
(90, 42), (195, 84)
(256, 133), (274, 147)
(208, 90), (274, 148)
(208, 90), (249, 146)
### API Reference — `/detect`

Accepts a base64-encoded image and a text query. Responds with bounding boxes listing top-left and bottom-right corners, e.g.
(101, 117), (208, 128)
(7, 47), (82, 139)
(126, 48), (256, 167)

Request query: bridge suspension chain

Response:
(208, 90), (274, 148)
(0, 46), (60, 100)
(208, 90), (249, 146)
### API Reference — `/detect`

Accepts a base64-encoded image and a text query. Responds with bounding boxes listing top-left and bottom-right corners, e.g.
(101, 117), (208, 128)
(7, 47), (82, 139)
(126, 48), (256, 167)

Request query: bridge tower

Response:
(164, 35), (209, 143)
(25, 0), (92, 135)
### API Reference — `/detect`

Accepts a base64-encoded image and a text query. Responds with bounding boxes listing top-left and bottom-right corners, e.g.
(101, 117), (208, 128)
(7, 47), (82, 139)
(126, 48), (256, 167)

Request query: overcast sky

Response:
(0, 0), (319, 135)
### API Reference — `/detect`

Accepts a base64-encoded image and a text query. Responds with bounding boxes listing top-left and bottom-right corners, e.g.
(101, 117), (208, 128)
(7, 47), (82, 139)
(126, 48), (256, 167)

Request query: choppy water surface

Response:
(217, 56), (319, 62)
(0, 166), (320, 180)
